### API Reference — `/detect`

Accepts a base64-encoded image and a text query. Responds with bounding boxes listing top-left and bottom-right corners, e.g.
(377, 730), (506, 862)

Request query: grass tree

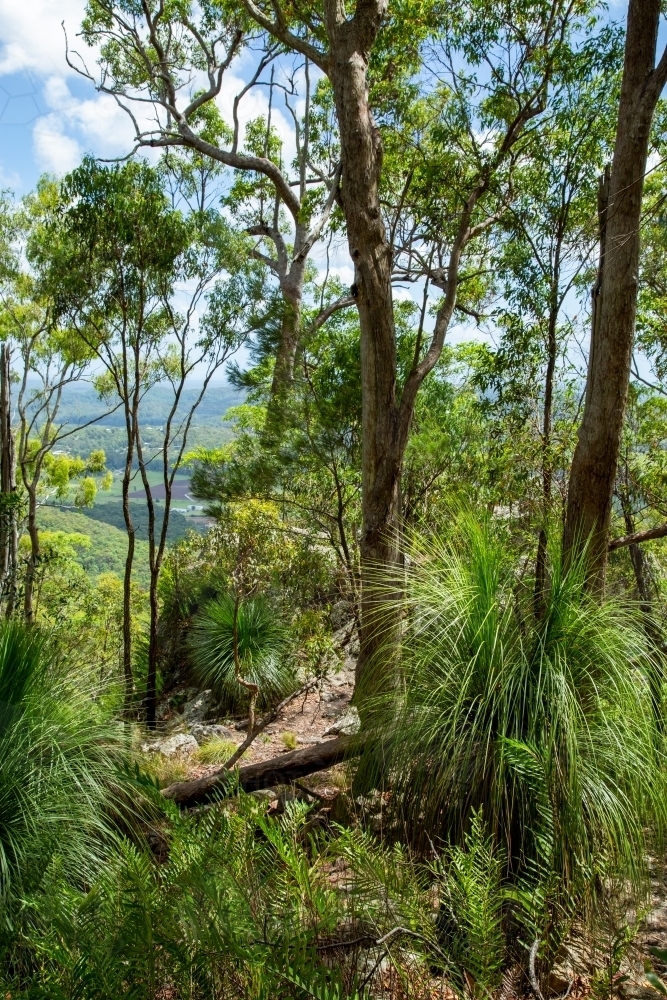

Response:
(0, 620), (129, 939)
(358, 516), (667, 957)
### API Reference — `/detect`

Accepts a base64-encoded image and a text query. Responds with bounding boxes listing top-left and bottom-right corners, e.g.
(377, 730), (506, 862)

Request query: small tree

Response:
(39, 158), (265, 722)
(73, 3), (351, 397)
(0, 181), (118, 622)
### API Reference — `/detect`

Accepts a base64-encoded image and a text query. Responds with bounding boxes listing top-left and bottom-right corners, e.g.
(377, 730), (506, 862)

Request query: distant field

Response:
(127, 478), (193, 501)
(95, 471), (206, 518)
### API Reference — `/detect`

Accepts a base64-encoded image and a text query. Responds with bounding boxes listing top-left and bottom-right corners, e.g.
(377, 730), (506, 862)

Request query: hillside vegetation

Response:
(2, 1), (667, 998)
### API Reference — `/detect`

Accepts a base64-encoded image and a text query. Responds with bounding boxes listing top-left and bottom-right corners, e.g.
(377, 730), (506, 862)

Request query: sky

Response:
(0, 0), (631, 196)
(0, 0), (635, 377)
(0, 0), (304, 194)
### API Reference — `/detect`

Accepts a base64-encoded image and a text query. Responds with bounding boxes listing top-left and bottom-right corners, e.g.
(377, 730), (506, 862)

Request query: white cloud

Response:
(33, 113), (82, 173)
(0, 0), (87, 76)
(328, 264), (354, 287)
(32, 76), (140, 173)
(0, 163), (21, 191)
(216, 59), (298, 167)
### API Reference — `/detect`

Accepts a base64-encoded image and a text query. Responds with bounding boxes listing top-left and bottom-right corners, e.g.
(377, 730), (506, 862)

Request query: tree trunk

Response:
(23, 484), (39, 625)
(534, 275), (560, 616)
(325, 3), (401, 693)
(563, 0), (667, 585)
(0, 345), (17, 615)
(135, 426), (158, 727)
(619, 487), (664, 734)
(121, 433), (136, 715)
(162, 735), (358, 806)
(271, 269), (305, 394)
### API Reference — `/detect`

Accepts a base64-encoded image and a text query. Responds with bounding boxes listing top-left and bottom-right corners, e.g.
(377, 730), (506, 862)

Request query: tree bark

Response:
(534, 266), (560, 617)
(121, 430), (136, 715)
(563, 0), (667, 585)
(618, 486), (664, 734)
(271, 268), (305, 394)
(324, 0), (401, 692)
(0, 345), (17, 615)
(23, 483), (39, 625)
(162, 735), (357, 806)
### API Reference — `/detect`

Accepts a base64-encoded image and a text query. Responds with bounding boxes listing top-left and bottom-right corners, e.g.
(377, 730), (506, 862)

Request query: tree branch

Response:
(608, 523), (667, 551)
(241, 0), (330, 73)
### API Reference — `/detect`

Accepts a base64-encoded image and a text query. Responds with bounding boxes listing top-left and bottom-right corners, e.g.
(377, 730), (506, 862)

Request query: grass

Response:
(280, 731), (298, 750)
(193, 738), (237, 765)
(140, 754), (190, 788)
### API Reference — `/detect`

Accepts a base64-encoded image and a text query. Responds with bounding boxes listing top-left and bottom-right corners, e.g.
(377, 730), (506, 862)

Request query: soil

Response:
(155, 652), (357, 795)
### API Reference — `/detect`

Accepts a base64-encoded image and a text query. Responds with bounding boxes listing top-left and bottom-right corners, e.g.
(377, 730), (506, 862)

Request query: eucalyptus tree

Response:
(0, 181), (119, 623)
(72, 1), (350, 396)
(228, 0), (607, 688)
(35, 159), (264, 722)
(490, 36), (621, 611)
(563, 0), (667, 586)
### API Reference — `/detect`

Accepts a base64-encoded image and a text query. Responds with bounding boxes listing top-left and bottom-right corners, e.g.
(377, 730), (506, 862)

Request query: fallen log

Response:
(162, 735), (358, 808)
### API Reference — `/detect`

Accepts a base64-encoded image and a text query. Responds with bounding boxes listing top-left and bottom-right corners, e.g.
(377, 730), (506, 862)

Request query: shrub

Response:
(7, 797), (442, 998)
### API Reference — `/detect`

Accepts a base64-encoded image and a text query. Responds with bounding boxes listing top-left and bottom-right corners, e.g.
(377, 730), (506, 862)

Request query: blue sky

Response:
(0, 0), (137, 193)
(0, 0), (631, 200)
(0, 0), (639, 382)
(0, 0), (302, 198)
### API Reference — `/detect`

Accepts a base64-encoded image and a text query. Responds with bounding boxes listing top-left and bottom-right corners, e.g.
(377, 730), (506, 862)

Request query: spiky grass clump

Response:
(194, 737), (237, 765)
(359, 518), (666, 931)
(188, 594), (293, 710)
(0, 621), (129, 934)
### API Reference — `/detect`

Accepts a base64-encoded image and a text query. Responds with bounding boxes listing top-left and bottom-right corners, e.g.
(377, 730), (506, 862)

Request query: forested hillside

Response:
(1, 0), (667, 997)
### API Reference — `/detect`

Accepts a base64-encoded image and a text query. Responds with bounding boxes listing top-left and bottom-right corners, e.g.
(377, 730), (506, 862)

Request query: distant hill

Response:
(23, 379), (241, 470)
(37, 506), (151, 587)
(24, 379), (242, 429)
(65, 501), (196, 542)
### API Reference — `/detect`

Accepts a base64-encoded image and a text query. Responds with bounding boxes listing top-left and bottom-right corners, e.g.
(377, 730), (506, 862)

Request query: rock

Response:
(330, 600), (354, 630)
(142, 733), (199, 758)
(180, 690), (214, 724)
(249, 788), (275, 802)
(620, 986), (660, 1000)
(189, 723), (234, 745)
(323, 706), (360, 737)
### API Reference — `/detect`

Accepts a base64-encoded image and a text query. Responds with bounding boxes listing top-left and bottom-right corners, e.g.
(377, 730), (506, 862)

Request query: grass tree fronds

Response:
(188, 592), (293, 710)
(0, 621), (131, 937)
(357, 514), (667, 947)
